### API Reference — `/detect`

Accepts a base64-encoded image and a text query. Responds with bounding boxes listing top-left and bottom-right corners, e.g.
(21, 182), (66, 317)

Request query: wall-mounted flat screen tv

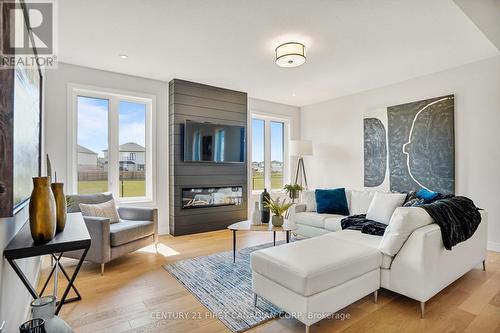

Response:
(184, 120), (245, 163)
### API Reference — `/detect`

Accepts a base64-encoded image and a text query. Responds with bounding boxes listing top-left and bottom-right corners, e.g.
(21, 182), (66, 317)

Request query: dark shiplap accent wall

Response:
(169, 79), (248, 236)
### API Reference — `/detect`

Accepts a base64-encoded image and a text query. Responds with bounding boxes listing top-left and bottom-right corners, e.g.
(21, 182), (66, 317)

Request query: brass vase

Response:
(29, 177), (56, 243)
(51, 183), (67, 233)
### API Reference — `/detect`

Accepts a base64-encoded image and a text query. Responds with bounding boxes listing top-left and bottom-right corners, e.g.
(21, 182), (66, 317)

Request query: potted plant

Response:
(283, 183), (304, 202)
(264, 197), (294, 227)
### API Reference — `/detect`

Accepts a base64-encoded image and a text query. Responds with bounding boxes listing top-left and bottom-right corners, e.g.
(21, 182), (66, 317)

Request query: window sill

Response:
(251, 190), (286, 196)
(116, 198), (154, 205)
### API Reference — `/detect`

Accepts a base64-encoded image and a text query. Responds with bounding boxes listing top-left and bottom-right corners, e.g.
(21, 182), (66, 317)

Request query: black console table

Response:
(3, 213), (91, 314)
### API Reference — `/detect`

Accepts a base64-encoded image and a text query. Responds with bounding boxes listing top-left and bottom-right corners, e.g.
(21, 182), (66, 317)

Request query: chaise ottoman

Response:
(250, 234), (382, 332)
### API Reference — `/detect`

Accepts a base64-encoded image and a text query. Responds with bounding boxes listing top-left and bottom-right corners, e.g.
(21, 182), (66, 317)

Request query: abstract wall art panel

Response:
(0, 2), (42, 217)
(13, 63), (41, 209)
(363, 95), (455, 194)
(364, 117), (387, 187)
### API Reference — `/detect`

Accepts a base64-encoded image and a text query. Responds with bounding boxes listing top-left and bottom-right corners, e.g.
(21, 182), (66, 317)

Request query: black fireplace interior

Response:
(182, 186), (243, 209)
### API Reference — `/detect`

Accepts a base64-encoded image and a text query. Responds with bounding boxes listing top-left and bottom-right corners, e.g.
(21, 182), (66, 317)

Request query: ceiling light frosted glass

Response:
(275, 42), (306, 68)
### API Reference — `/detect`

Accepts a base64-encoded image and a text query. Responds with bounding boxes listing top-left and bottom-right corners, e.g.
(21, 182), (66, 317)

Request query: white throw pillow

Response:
(378, 207), (434, 256)
(344, 189), (352, 213)
(79, 199), (120, 224)
(302, 191), (317, 212)
(349, 190), (376, 215)
(365, 192), (406, 224)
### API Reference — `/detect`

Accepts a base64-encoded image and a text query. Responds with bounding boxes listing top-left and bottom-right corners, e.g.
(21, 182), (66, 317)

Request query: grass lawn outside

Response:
(78, 180), (146, 197)
(252, 173), (283, 191)
(79, 174), (281, 197)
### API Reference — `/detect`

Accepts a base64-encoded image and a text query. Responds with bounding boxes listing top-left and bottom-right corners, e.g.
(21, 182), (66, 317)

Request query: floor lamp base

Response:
(294, 157), (308, 189)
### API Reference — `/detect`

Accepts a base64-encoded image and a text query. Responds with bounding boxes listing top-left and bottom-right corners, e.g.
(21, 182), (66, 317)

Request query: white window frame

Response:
(249, 112), (290, 194)
(67, 83), (156, 204)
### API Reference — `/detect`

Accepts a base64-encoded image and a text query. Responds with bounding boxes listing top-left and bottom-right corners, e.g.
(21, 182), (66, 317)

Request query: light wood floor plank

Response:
(459, 270), (500, 315)
(36, 230), (500, 333)
(464, 304), (500, 333)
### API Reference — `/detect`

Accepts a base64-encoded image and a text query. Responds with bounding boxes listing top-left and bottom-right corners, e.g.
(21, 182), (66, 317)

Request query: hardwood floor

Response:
(38, 230), (500, 333)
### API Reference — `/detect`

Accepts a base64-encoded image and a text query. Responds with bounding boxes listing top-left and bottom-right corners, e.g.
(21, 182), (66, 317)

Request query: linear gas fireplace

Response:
(182, 186), (243, 209)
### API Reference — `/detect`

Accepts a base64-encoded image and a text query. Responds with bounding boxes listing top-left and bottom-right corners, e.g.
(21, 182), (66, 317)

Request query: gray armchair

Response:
(65, 193), (158, 274)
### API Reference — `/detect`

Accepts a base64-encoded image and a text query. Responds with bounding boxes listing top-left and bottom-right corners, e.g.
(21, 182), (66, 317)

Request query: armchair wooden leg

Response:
(420, 301), (425, 319)
(483, 260), (486, 271)
(374, 290), (378, 304)
(101, 264), (105, 276)
(305, 325), (310, 333)
(155, 242), (159, 253)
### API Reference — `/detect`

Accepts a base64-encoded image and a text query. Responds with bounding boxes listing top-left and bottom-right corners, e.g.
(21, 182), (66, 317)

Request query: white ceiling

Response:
(57, 0), (499, 107)
(453, 0), (500, 51)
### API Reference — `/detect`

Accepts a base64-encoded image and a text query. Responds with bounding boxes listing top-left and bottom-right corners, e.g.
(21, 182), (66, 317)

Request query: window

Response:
(70, 86), (154, 202)
(119, 101), (146, 198)
(251, 116), (288, 192)
(77, 96), (109, 194)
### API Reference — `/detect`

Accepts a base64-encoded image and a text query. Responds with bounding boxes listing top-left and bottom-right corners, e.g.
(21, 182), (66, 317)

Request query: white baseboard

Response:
(488, 241), (500, 252)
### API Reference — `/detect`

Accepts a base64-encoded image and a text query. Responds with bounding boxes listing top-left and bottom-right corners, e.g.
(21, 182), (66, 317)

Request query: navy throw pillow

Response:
(416, 188), (440, 203)
(315, 188), (349, 215)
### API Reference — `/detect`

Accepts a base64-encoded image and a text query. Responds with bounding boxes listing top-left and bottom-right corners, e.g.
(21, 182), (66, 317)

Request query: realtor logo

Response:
(1, 0), (57, 67)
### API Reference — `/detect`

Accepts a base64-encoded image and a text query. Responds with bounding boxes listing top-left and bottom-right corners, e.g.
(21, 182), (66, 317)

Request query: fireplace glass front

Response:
(182, 186), (243, 209)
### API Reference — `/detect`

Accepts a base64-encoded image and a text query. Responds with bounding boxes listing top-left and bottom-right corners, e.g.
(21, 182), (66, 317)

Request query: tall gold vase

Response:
(29, 177), (56, 243)
(51, 183), (67, 233)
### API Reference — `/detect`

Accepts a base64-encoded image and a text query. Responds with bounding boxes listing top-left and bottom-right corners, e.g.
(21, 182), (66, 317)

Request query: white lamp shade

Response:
(275, 42), (306, 68)
(289, 140), (313, 157)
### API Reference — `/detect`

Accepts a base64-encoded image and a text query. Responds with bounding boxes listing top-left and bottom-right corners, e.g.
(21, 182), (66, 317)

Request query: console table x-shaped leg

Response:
(6, 248), (88, 315)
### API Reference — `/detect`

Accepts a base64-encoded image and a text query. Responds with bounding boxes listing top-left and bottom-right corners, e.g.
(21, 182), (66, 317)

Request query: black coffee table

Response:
(227, 220), (298, 263)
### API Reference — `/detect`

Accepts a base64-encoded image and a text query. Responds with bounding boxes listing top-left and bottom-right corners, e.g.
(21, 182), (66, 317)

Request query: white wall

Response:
(44, 63), (170, 234)
(0, 209), (41, 332)
(249, 98), (300, 141)
(300, 56), (500, 251)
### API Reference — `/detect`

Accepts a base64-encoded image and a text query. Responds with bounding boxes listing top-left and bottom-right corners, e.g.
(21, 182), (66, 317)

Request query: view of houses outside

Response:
(251, 160), (284, 189)
(77, 96), (147, 197)
(77, 142), (146, 197)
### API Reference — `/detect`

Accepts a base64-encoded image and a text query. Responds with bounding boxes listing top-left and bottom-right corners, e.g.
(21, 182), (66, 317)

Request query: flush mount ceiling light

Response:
(275, 42), (306, 68)
(119, 54), (128, 59)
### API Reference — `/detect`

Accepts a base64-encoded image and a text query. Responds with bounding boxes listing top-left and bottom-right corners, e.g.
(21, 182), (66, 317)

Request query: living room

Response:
(0, 0), (499, 332)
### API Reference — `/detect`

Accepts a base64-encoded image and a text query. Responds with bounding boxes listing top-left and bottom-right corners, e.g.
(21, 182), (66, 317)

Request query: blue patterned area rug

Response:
(163, 241), (285, 332)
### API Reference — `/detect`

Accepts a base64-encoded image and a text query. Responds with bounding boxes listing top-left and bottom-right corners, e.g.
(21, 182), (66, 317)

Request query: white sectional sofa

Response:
(289, 189), (376, 238)
(251, 189), (488, 332)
